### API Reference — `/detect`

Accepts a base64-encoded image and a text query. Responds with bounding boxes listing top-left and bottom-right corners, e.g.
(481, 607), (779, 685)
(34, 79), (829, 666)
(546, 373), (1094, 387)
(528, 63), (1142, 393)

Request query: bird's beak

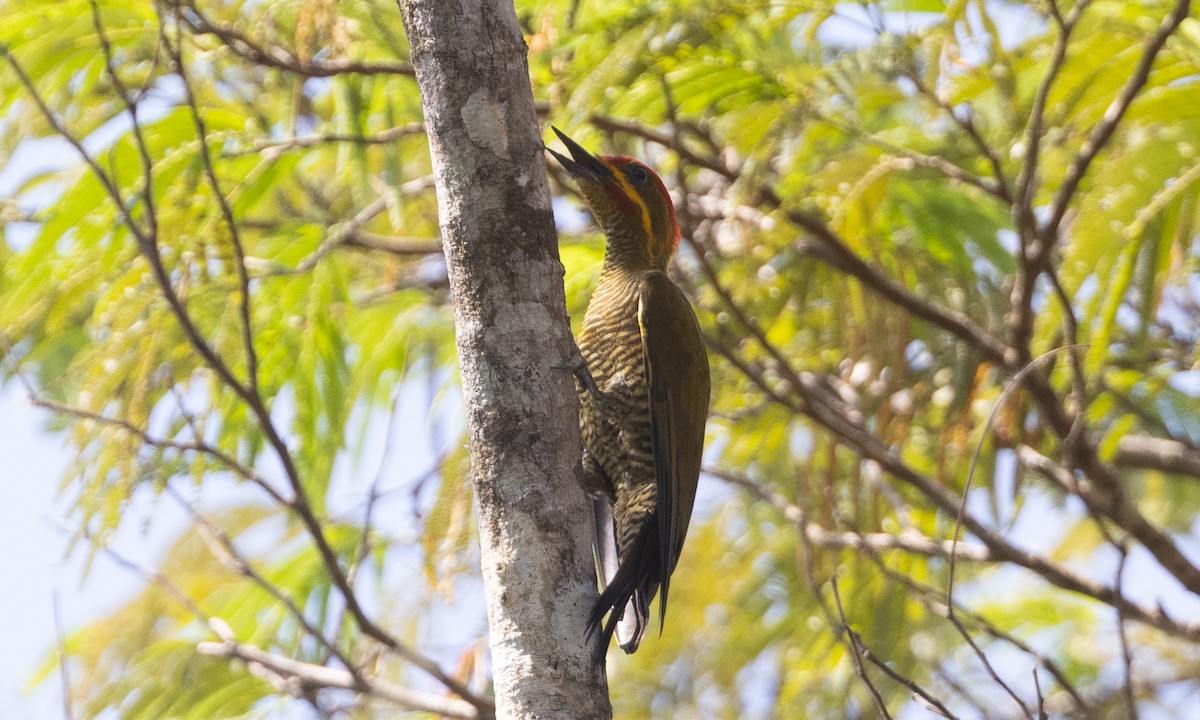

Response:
(547, 126), (612, 183)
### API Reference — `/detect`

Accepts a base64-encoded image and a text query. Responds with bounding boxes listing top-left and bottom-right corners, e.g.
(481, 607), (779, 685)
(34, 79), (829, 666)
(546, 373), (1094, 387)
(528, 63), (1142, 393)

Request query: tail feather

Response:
(592, 499), (619, 587)
(587, 507), (659, 654)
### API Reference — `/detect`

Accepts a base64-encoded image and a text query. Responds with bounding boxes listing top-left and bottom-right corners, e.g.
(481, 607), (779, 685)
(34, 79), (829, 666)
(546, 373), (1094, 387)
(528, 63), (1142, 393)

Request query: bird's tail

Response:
(589, 499), (653, 653)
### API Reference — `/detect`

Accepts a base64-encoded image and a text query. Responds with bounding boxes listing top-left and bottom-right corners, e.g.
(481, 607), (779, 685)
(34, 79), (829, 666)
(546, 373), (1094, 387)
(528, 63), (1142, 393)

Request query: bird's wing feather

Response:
(637, 271), (710, 626)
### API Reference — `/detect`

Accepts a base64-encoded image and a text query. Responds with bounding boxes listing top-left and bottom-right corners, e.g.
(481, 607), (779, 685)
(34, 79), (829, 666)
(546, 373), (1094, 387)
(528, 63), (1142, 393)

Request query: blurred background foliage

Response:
(2, 0), (1199, 718)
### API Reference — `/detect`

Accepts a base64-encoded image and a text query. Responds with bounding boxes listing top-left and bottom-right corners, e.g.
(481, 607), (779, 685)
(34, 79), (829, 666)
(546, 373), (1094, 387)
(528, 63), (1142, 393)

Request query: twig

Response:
(902, 70), (1012, 200)
(1115, 546), (1140, 720)
(91, 0), (158, 240)
(1032, 666), (1047, 720)
(1042, 0), (1192, 237)
(806, 477), (964, 715)
(1013, 0), (1087, 238)
(164, 485), (356, 671)
(814, 108), (1007, 201)
(53, 590), (74, 720)
(811, 484), (960, 720)
(291, 194), (392, 274)
(166, 15), (261, 391)
(861, 649), (957, 719)
(949, 347), (1082, 608)
(344, 232), (443, 256)
(830, 578), (893, 720)
(946, 348), (1085, 720)
(934, 667), (991, 717)
(783, 209), (1014, 366)
(588, 113), (733, 179)
(1045, 267), (1089, 427)
(703, 331), (1200, 643)
(945, 612), (1032, 718)
(786, 465), (847, 648)
(227, 123), (427, 156)
(350, 381), (407, 588)
(25, 392), (280, 503)
(53, 518), (214, 629)
(850, 525), (1095, 717)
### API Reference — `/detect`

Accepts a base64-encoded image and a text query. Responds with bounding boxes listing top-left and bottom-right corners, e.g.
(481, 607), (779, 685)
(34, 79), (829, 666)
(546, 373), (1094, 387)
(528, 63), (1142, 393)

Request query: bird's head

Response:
(548, 126), (680, 271)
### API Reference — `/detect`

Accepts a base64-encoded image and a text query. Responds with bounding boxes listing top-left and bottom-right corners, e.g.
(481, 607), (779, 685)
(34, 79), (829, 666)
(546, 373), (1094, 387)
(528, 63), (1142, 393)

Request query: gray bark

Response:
(396, 2), (612, 718)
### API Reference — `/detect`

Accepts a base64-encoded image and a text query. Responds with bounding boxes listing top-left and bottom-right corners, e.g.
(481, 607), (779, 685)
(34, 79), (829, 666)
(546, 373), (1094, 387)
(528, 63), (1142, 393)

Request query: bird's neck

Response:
(601, 227), (668, 275)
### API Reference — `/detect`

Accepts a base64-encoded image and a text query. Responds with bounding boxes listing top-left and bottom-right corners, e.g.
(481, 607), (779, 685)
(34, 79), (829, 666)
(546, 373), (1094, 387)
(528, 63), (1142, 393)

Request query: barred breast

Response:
(576, 268), (656, 556)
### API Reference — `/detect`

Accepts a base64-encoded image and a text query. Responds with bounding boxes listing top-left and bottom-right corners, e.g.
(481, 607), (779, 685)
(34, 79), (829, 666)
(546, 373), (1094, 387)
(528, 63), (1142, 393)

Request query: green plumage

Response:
(549, 127), (710, 654)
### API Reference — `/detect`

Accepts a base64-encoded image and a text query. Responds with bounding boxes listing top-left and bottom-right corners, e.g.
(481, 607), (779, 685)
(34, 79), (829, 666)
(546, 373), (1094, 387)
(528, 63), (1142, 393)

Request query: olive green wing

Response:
(637, 270), (710, 624)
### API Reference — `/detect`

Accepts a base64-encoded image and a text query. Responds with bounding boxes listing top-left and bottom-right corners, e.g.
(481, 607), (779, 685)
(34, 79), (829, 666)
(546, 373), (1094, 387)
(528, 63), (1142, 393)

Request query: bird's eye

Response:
(628, 165), (650, 184)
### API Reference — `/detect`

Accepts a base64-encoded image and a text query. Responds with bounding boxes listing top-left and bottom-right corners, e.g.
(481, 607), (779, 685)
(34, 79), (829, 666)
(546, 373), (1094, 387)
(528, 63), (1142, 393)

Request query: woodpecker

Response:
(548, 127), (710, 654)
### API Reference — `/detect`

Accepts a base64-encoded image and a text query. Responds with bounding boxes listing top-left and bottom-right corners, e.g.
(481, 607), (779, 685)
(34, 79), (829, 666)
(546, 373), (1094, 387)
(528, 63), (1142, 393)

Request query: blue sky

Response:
(0, 384), (117, 718)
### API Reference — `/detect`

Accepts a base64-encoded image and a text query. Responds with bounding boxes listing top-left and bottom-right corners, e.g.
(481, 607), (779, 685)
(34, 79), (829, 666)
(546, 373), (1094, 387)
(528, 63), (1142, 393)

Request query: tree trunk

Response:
(396, 2), (612, 718)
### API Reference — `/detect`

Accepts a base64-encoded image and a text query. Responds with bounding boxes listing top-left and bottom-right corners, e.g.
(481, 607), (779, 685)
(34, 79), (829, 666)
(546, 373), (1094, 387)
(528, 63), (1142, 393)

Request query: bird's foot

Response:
(579, 448), (615, 500)
(554, 334), (623, 420)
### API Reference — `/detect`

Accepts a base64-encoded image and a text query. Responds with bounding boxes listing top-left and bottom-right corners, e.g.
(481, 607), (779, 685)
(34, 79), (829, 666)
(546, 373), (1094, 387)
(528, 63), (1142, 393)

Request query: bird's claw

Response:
(555, 334), (623, 420)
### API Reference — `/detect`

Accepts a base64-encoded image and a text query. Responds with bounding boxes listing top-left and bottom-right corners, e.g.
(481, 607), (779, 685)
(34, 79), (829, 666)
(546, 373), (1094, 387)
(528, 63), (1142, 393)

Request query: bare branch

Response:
(344, 232), (443, 256)
(180, 3), (415, 78)
(783, 210), (1015, 367)
(227, 123), (427, 157)
(198, 640), (479, 719)
(711, 469), (992, 562)
(1017, 443), (1200, 597)
(1115, 435), (1200, 479)
(588, 113), (734, 179)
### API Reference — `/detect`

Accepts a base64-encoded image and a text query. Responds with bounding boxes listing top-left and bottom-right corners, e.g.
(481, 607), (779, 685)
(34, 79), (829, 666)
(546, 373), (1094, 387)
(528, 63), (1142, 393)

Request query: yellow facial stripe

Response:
(606, 161), (654, 241)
